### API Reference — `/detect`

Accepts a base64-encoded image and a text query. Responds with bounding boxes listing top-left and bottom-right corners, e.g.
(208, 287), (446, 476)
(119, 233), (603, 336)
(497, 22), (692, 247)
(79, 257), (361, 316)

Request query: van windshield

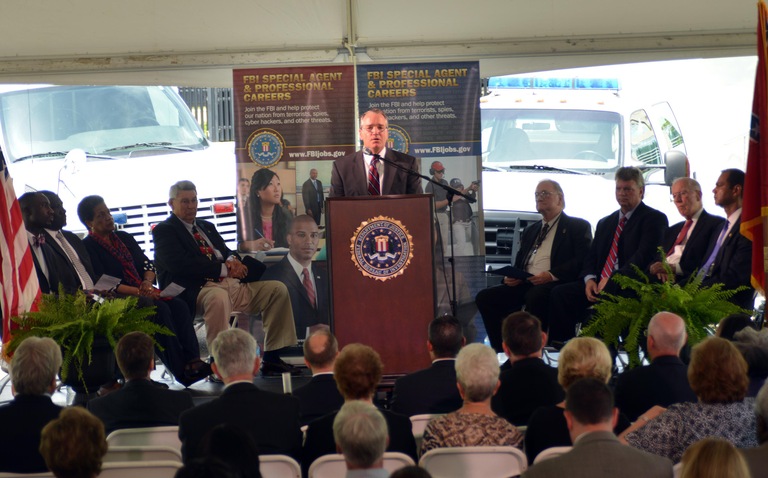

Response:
(0, 85), (207, 163)
(482, 109), (621, 170)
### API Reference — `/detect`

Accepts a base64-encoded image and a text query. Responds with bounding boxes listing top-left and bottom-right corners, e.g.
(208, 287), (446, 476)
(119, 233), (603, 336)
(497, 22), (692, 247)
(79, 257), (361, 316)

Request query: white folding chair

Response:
(532, 446), (571, 464)
(97, 460), (181, 478)
(410, 414), (441, 454)
(673, 462), (683, 478)
(259, 454), (301, 478)
(106, 426), (181, 452)
(0, 472), (54, 477)
(103, 445), (182, 463)
(419, 446), (527, 478)
(308, 452), (415, 478)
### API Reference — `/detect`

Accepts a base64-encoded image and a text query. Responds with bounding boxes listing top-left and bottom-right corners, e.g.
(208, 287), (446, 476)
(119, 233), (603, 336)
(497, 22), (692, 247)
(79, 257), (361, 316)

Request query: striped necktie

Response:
(302, 268), (316, 308)
(601, 215), (627, 281)
(667, 219), (693, 256)
(367, 155), (381, 196)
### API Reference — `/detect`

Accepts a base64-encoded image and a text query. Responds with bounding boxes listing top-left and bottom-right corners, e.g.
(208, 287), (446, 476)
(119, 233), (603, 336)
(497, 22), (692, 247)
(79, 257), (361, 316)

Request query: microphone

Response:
(362, 147), (377, 157)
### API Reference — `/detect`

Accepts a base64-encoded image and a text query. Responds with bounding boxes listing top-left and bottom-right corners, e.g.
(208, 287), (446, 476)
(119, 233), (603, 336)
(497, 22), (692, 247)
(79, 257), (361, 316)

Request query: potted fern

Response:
(4, 288), (173, 391)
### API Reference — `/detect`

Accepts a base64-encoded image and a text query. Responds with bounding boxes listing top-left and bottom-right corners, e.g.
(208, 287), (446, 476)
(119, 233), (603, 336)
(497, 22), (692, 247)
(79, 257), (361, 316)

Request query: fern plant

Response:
(580, 261), (748, 369)
(4, 288), (173, 384)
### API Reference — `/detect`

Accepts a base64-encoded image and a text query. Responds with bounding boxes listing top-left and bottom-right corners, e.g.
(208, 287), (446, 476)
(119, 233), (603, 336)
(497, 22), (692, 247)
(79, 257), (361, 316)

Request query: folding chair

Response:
(419, 446), (527, 478)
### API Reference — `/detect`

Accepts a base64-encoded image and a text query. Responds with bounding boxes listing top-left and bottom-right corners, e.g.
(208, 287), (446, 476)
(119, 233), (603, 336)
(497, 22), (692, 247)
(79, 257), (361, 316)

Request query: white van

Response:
(480, 77), (688, 265)
(0, 85), (236, 256)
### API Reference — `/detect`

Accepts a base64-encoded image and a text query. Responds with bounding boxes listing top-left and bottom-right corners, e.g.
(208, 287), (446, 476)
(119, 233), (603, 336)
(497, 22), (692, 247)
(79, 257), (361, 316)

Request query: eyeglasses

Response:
(361, 125), (388, 133)
(670, 191), (690, 201)
(534, 191), (556, 199)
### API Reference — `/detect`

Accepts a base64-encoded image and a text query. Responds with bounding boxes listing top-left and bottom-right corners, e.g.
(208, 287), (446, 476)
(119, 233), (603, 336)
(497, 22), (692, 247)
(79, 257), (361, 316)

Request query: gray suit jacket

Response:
(522, 431), (673, 478)
(329, 149), (423, 197)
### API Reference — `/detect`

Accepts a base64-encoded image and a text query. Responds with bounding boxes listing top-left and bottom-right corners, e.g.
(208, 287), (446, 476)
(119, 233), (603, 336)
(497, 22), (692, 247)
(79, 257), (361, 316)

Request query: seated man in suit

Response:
(614, 312), (697, 422)
(303, 344), (417, 475)
(390, 315), (465, 416)
(333, 401), (389, 478)
(153, 180), (298, 376)
(491, 312), (564, 426)
(178, 328), (302, 463)
(293, 329), (344, 425)
(522, 378), (673, 478)
(548, 167), (668, 343)
(648, 177), (725, 283)
(330, 108), (423, 197)
(476, 179), (592, 350)
(87, 331), (194, 434)
(262, 214), (328, 339)
(741, 381), (768, 478)
(0, 337), (64, 473)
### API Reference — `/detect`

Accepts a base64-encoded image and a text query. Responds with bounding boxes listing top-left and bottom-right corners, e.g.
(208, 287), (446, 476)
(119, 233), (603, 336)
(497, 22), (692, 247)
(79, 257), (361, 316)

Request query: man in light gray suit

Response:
(741, 381), (768, 478)
(523, 378), (672, 478)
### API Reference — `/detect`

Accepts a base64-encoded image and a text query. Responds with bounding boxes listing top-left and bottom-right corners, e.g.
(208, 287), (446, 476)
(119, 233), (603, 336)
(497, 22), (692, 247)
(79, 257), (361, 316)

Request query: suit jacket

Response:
(0, 394), (63, 473)
(261, 256), (329, 338)
(329, 149), (423, 197)
(178, 382), (302, 463)
(302, 178), (324, 219)
(491, 357), (564, 426)
(82, 231), (152, 287)
(700, 216), (755, 309)
(741, 442), (768, 478)
(522, 431), (673, 478)
(292, 373), (344, 426)
(152, 214), (266, 315)
(390, 359), (463, 417)
(515, 212), (593, 281)
(87, 379), (194, 434)
(39, 229), (96, 294)
(658, 209), (725, 281)
(614, 355), (697, 422)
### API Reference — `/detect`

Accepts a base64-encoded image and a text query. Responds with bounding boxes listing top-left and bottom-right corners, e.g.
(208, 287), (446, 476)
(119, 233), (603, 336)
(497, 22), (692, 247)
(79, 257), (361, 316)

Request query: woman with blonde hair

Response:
(680, 438), (750, 478)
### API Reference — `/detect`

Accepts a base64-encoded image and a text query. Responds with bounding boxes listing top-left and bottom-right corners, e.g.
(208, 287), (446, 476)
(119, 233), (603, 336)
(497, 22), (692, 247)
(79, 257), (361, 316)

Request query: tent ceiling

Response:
(0, 0), (755, 86)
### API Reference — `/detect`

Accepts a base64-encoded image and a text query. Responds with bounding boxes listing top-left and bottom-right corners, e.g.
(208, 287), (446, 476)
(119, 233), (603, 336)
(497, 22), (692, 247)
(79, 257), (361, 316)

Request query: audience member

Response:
(680, 438), (751, 478)
(732, 327), (768, 396)
(391, 315), (465, 416)
(522, 378), (672, 478)
(293, 329), (344, 425)
(421, 343), (523, 454)
(741, 381), (768, 478)
(614, 312), (697, 421)
(178, 328), (301, 463)
(390, 466), (433, 478)
(39, 406), (108, 478)
(174, 458), (241, 478)
(333, 401), (390, 478)
(243, 168), (292, 251)
(303, 344), (417, 475)
(491, 312), (563, 426)
(716, 312), (756, 340)
(524, 337), (630, 464)
(0, 337), (63, 473)
(622, 336), (758, 462)
(87, 332), (194, 434)
(201, 424), (262, 478)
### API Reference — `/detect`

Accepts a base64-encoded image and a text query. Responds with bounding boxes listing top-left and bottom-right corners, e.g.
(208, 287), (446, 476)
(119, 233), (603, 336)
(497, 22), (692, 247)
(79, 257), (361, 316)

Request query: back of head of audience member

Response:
(201, 424), (262, 478)
(688, 337), (748, 404)
(754, 380), (768, 443)
(115, 331), (153, 381)
(210, 328), (260, 382)
(732, 327), (768, 382)
(455, 343), (500, 403)
(390, 466), (433, 478)
(428, 315), (464, 359)
(558, 337), (612, 390)
(501, 311), (545, 359)
(716, 313), (756, 341)
(39, 407), (107, 478)
(333, 401), (388, 470)
(646, 311), (687, 359)
(680, 438), (751, 478)
(303, 329), (338, 373)
(564, 378), (617, 439)
(334, 343), (383, 400)
(174, 457), (241, 478)
(10, 336), (62, 396)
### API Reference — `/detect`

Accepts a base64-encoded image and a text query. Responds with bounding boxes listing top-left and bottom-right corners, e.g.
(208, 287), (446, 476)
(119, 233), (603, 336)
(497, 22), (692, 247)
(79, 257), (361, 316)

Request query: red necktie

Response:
(367, 155), (381, 196)
(302, 268), (316, 308)
(601, 216), (627, 281)
(667, 219), (693, 256)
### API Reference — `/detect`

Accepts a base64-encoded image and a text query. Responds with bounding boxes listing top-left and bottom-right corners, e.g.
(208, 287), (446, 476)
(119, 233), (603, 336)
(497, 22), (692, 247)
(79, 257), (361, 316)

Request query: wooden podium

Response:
(326, 194), (435, 375)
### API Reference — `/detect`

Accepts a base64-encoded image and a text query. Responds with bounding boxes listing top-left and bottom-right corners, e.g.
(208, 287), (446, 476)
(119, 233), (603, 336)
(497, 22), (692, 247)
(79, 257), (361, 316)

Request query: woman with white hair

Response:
(420, 343), (523, 454)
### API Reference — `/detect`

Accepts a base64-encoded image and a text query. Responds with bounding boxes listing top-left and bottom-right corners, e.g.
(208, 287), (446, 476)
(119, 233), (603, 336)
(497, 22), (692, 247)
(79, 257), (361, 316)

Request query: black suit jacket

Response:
(329, 149), (423, 197)
(390, 359), (463, 417)
(515, 212), (593, 281)
(658, 209), (725, 281)
(152, 214), (266, 315)
(82, 231), (152, 287)
(292, 373), (344, 426)
(87, 379), (194, 434)
(302, 178), (324, 219)
(178, 382), (302, 463)
(491, 357), (564, 426)
(700, 216), (755, 309)
(38, 229), (96, 294)
(261, 256), (329, 338)
(0, 394), (63, 473)
(613, 355), (697, 422)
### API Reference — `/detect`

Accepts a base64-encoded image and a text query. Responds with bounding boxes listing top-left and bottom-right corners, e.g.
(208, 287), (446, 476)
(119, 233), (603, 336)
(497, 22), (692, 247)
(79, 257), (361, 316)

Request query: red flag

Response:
(741, 1), (768, 297)
(0, 149), (41, 344)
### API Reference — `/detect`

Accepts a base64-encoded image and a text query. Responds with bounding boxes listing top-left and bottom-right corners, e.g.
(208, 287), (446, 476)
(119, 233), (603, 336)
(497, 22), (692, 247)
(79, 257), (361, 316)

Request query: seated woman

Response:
(679, 438), (751, 478)
(40, 407), (108, 478)
(621, 337), (758, 463)
(241, 168), (292, 252)
(421, 343), (523, 454)
(77, 195), (210, 387)
(524, 337), (630, 464)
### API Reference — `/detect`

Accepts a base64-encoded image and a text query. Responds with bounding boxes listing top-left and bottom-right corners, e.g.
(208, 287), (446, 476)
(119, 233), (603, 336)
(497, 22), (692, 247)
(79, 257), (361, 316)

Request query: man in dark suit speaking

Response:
(475, 179), (592, 351)
(330, 108), (422, 197)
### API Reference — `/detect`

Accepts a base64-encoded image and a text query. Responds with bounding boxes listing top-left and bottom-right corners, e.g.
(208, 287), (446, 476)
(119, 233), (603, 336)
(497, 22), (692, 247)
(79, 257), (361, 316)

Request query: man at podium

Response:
(330, 108), (423, 197)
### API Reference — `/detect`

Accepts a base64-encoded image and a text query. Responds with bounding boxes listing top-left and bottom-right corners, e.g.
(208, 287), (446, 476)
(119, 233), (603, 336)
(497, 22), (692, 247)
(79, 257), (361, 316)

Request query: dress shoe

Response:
(177, 360), (213, 387)
(261, 359), (302, 377)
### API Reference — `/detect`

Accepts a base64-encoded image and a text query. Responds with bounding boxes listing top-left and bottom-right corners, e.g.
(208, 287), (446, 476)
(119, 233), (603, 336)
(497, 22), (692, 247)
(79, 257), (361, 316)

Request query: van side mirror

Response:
(663, 150), (689, 186)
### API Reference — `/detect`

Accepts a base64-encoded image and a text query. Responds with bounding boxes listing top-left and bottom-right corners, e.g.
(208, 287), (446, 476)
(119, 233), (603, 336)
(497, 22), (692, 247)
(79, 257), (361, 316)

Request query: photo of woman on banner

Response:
(241, 168), (292, 252)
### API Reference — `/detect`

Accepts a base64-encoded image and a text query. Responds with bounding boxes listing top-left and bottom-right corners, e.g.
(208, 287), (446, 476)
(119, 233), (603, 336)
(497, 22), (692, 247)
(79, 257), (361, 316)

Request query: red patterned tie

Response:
(367, 155), (381, 196)
(601, 216), (627, 281)
(302, 268), (316, 308)
(667, 219), (693, 256)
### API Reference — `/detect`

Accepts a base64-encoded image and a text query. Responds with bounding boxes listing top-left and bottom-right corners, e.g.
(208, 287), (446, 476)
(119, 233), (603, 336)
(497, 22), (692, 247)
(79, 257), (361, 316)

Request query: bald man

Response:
(292, 329), (344, 425)
(614, 312), (697, 421)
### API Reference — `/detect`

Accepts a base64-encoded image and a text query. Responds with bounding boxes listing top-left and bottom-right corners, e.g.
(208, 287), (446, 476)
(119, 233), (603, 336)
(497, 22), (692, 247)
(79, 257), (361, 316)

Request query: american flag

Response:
(0, 149), (40, 344)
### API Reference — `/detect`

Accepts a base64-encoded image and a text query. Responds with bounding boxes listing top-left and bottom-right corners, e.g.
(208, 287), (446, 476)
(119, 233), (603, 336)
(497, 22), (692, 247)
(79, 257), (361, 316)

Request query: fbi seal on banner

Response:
(350, 216), (413, 281)
(247, 128), (285, 167)
(386, 125), (411, 154)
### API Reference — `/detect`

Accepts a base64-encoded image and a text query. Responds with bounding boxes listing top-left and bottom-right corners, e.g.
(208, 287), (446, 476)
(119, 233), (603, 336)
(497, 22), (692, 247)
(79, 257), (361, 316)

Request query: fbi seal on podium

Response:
(246, 128), (285, 167)
(350, 216), (413, 281)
